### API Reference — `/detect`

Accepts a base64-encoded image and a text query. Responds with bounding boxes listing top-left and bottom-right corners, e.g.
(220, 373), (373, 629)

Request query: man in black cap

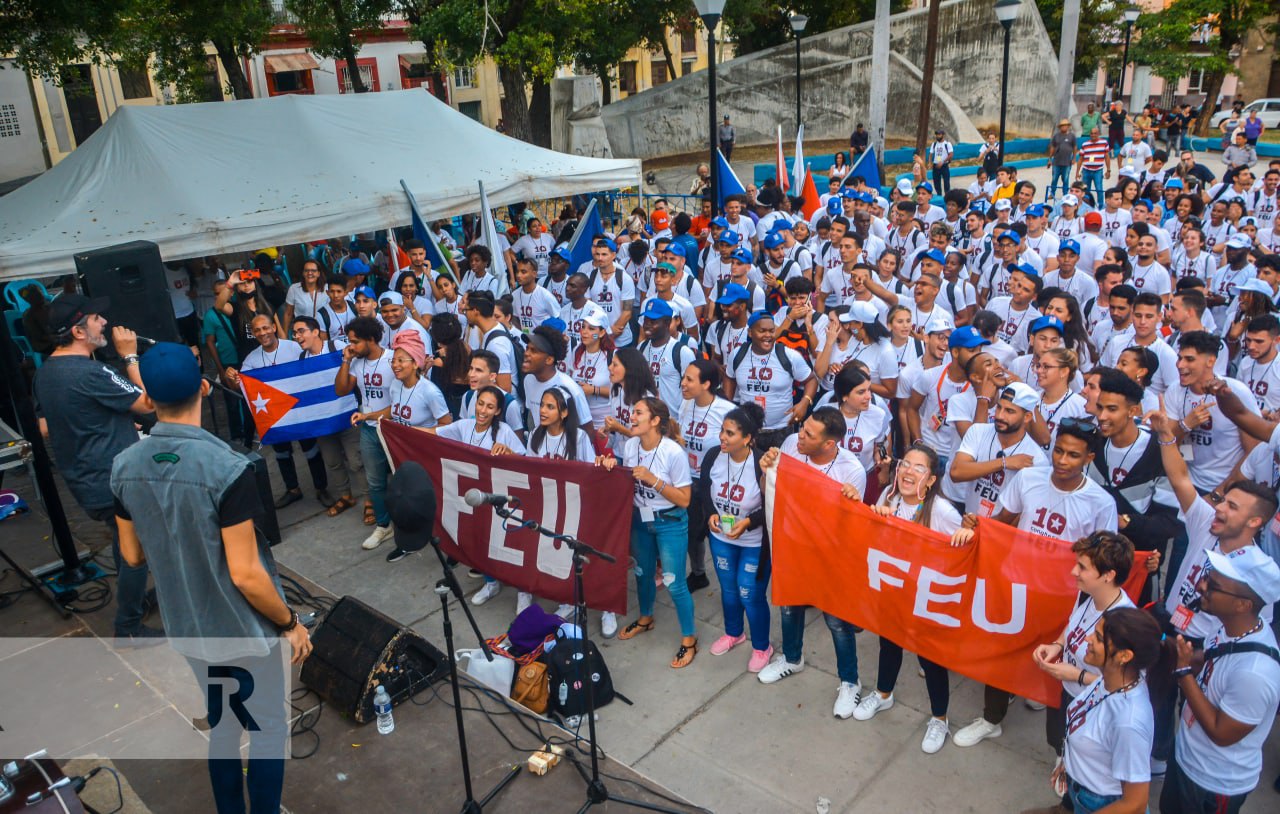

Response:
(32, 294), (159, 640)
(113, 341), (308, 814)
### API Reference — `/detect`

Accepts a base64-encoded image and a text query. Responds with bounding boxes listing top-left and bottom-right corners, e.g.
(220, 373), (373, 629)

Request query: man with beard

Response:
(34, 294), (161, 640)
(949, 382), (1047, 519)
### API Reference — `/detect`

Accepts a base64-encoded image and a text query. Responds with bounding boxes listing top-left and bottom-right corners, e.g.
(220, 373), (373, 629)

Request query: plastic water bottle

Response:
(557, 680), (568, 708)
(374, 685), (394, 735)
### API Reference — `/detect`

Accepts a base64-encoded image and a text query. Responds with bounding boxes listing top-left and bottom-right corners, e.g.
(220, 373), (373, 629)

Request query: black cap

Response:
(385, 462), (438, 552)
(46, 293), (110, 335)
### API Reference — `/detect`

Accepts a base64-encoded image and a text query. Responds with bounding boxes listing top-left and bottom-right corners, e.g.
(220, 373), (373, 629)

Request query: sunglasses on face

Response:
(1059, 416), (1098, 435)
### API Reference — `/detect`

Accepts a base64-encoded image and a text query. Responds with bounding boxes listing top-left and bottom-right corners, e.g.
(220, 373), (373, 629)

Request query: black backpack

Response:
(483, 327), (526, 402)
(731, 341), (795, 379)
(543, 628), (616, 718)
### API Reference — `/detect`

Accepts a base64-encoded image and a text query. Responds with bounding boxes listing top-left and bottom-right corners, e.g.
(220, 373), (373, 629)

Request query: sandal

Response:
(326, 495), (356, 517)
(615, 618), (655, 641)
(670, 639), (698, 669)
(362, 500), (376, 526)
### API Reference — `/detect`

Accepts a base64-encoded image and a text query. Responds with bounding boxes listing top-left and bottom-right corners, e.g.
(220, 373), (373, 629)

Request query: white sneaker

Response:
(471, 581), (502, 606)
(921, 718), (950, 754)
(833, 682), (862, 719)
(1024, 698), (1047, 711)
(601, 612), (618, 639)
(361, 524), (394, 550)
(852, 692), (894, 721)
(953, 717), (1003, 747)
(757, 655), (805, 684)
(555, 603), (576, 619)
(515, 592), (533, 615)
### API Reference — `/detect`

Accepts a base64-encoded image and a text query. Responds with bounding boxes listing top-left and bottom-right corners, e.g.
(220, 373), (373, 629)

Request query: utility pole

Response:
(868, 0), (891, 156)
(1056, 0), (1081, 122)
(915, 0), (942, 156)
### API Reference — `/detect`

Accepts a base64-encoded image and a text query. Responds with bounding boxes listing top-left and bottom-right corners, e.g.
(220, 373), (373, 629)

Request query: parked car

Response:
(1211, 98), (1280, 129)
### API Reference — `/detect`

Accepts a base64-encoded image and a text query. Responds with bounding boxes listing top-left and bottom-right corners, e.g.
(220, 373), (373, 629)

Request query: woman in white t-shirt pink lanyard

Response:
(1030, 348), (1088, 450)
(1051, 608), (1160, 814)
(569, 317), (613, 429)
(597, 397), (698, 668)
(831, 367), (891, 499)
(602, 347), (657, 457)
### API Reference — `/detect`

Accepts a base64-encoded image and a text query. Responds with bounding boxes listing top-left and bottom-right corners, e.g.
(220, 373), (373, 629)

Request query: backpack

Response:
(759, 258), (799, 312)
(483, 327), (526, 402)
(638, 334), (697, 372)
(1202, 640), (1280, 667)
(544, 628), (616, 718)
(944, 280), (962, 315)
(731, 342), (795, 379)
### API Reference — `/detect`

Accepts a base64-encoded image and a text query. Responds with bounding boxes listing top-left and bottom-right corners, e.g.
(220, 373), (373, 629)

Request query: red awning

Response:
(265, 53), (319, 74)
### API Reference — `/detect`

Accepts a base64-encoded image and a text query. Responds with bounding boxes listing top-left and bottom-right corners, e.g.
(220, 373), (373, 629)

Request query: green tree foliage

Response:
(0, 0), (133, 77)
(722, 0), (907, 55)
(1034, 0), (1124, 83)
(287, 0), (395, 93)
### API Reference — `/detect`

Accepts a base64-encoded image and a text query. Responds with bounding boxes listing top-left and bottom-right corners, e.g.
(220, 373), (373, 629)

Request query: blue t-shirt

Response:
(673, 233), (701, 274)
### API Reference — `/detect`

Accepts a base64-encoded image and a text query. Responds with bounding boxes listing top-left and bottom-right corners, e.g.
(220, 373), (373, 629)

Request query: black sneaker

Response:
(686, 572), (711, 591)
(142, 587), (159, 617)
(274, 488), (303, 509)
(114, 624), (166, 648)
(386, 547), (409, 563)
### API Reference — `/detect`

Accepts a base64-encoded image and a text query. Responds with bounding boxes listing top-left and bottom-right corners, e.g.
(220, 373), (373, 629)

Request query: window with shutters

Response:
(620, 61), (638, 95)
(651, 60), (668, 86)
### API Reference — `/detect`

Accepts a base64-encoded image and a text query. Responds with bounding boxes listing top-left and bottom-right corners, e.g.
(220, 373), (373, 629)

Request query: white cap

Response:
(896, 178), (915, 195)
(1117, 166), (1137, 177)
(581, 310), (608, 328)
(1237, 278), (1273, 296)
(841, 301), (880, 324)
(1226, 233), (1254, 249)
(1061, 194), (1079, 207)
(993, 199), (1012, 211)
(1000, 382), (1040, 412)
(1207, 546), (1280, 605)
(875, 196), (889, 210)
(924, 312), (955, 334)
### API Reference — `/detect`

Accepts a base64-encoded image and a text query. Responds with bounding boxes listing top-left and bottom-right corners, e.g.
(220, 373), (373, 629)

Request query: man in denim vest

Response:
(113, 343), (311, 813)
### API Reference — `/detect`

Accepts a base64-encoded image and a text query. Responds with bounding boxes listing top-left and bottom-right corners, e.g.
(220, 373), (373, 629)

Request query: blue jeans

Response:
(709, 537), (771, 650)
(359, 423), (391, 527)
(1049, 164), (1071, 198)
(779, 605), (860, 685)
(631, 508), (695, 637)
(1068, 779), (1121, 814)
(88, 507), (150, 635)
(1082, 168), (1105, 208)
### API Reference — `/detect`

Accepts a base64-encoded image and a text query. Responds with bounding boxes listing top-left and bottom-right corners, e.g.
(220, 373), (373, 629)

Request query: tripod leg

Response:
(438, 589), (479, 811)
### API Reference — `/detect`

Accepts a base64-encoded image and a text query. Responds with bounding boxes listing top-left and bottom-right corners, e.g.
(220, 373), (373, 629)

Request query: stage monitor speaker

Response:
(74, 240), (181, 344)
(244, 451), (282, 546)
(300, 596), (447, 723)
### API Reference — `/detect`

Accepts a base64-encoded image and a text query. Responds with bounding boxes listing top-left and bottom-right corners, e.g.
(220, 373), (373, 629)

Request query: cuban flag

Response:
(239, 352), (357, 444)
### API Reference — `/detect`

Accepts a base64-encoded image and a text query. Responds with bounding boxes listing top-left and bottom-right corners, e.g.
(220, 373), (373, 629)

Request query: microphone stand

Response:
(425, 535), (521, 813)
(492, 505), (682, 814)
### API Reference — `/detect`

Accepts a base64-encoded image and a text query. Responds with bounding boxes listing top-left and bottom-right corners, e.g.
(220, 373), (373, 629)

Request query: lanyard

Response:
(935, 369), (969, 405)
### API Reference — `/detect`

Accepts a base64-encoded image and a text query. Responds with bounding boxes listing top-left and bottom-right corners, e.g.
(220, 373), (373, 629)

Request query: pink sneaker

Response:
(748, 645), (774, 673)
(709, 633), (746, 656)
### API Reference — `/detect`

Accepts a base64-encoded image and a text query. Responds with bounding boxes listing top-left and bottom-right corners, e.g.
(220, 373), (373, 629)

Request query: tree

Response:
(1034, 0), (1124, 83)
(0, 0), (133, 79)
(722, 0), (904, 55)
(287, 0), (395, 93)
(1125, 0), (1274, 134)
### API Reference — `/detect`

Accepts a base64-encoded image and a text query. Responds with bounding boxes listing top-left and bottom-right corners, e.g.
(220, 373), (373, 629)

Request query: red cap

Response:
(652, 210), (670, 230)
(1084, 211), (1103, 228)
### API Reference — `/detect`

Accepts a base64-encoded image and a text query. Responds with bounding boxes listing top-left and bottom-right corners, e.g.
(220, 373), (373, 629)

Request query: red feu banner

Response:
(380, 422), (633, 613)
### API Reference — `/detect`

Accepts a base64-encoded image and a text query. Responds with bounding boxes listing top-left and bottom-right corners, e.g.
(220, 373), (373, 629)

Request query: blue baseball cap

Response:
(1165, 178), (1184, 189)
(771, 219), (794, 232)
(640, 299), (674, 320)
(917, 181), (934, 193)
(1012, 262), (1040, 279)
(746, 310), (774, 327)
(921, 248), (946, 265)
(710, 216), (730, 228)
(1133, 198), (1154, 211)
(716, 283), (751, 305)
(840, 188), (859, 200)
(594, 237), (618, 252)
(948, 326), (991, 349)
(969, 201), (991, 215)
(353, 284), (377, 300)
(550, 246), (571, 262)
(826, 198), (843, 215)
(996, 231), (1021, 245)
(139, 342), (203, 404)
(730, 247), (754, 264)
(717, 229), (742, 246)
(1025, 204), (1046, 218)
(662, 241), (686, 257)
(1059, 238), (1081, 254)
(540, 316), (567, 333)
(763, 233), (786, 249)
(342, 257), (370, 276)
(1030, 315), (1065, 335)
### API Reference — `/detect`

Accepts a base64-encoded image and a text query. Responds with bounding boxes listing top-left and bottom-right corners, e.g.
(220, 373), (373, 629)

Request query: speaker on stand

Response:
(74, 240), (180, 345)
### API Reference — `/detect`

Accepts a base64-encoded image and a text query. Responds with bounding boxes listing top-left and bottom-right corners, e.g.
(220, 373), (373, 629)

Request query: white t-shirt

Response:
(1165, 377), (1260, 492)
(706, 450), (765, 547)
(638, 336), (697, 414)
(936, 278), (978, 318)
(779, 433), (867, 493)
(816, 336), (897, 391)
(586, 268), (636, 346)
(877, 492), (963, 535)
(512, 233), (556, 276)
(437, 418), (527, 453)
(526, 427), (593, 462)
(479, 325), (519, 382)
(511, 285), (561, 332)
(708, 320), (750, 365)
(165, 266), (196, 318)
(1042, 270), (1099, 308)
(522, 371), (592, 432)
(1060, 591), (1137, 698)
(954, 424), (1048, 516)
(381, 317), (434, 356)
(540, 273), (570, 306)
(459, 268), (508, 297)
(388, 377), (450, 428)
(681, 396), (735, 474)
(1236, 353), (1280, 411)
(623, 436), (692, 511)
(1023, 231), (1061, 264)
(912, 364), (971, 454)
(996, 466), (1118, 540)
(1037, 390), (1090, 451)
(568, 347), (612, 427)
(1130, 260), (1172, 297)
(835, 404), (891, 472)
(1175, 622), (1280, 796)
(348, 352), (394, 426)
(1099, 208), (1133, 248)
(1117, 140), (1152, 173)
(316, 302), (356, 344)
(240, 339), (303, 373)
(986, 297), (1042, 353)
(1063, 678), (1153, 797)
(729, 345), (813, 431)
(284, 283), (325, 323)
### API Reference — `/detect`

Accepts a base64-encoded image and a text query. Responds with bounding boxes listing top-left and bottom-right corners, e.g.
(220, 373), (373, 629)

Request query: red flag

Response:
(775, 125), (790, 192)
(386, 229), (410, 282)
(238, 374), (299, 440)
(800, 168), (822, 218)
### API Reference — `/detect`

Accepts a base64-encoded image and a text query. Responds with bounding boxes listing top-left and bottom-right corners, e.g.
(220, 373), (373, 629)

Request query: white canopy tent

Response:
(0, 89), (640, 281)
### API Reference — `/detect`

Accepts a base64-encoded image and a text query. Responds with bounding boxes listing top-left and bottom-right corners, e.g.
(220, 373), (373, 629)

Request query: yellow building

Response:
(606, 19), (731, 101)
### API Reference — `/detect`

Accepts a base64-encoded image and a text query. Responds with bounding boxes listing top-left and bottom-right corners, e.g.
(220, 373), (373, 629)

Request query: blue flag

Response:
(567, 198), (603, 271)
(400, 180), (452, 275)
(842, 146), (882, 192)
(716, 148), (746, 213)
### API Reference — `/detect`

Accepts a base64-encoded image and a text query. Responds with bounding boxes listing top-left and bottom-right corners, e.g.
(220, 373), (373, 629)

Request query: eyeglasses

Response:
(1201, 578), (1252, 601)
(1059, 416), (1098, 435)
(896, 460), (931, 475)
(1033, 363), (1066, 372)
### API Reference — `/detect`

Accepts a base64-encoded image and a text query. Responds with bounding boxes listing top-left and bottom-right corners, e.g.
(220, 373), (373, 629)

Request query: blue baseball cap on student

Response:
(663, 241), (686, 257)
(1025, 204), (1046, 218)
(917, 182), (934, 193)
(840, 188), (859, 200)
(948, 326), (991, 349)
(763, 233), (785, 249)
(771, 219), (794, 232)
(716, 283), (751, 305)
(353, 285), (377, 300)
(718, 229), (742, 246)
(996, 231), (1021, 244)
(747, 310), (774, 327)
(711, 216), (730, 228)
(551, 246), (571, 262)
(640, 299), (674, 320)
(541, 317), (568, 333)
(826, 198), (843, 215)
(1030, 315), (1065, 335)
(342, 258), (370, 276)
(921, 248), (946, 265)
(1012, 262), (1040, 279)
(594, 237), (618, 252)
(140, 342), (203, 404)
(1059, 238), (1081, 254)
(730, 247), (754, 264)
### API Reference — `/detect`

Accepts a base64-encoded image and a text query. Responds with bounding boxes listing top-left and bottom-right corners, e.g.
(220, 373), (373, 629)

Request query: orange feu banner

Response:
(768, 456), (1150, 707)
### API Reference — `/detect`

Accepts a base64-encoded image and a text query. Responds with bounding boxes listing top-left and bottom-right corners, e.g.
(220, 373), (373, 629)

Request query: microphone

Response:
(464, 489), (515, 508)
(135, 335), (158, 346)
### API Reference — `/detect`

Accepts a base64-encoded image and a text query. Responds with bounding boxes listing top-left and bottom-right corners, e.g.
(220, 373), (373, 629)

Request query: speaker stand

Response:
(428, 539), (521, 813)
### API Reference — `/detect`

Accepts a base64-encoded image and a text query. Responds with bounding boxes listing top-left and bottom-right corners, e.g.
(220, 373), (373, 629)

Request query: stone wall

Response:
(599, 0), (1058, 159)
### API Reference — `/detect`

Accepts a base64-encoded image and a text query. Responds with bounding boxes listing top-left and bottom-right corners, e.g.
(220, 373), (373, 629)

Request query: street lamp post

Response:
(695, 0), (726, 212)
(789, 13), (808, 133)
(994, 0), (1019, 156)
(1118, 4), (1141, 106)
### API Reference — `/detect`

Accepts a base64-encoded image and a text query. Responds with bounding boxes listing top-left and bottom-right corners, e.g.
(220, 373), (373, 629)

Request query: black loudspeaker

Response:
(300, 596), (447, 723)
(74, 240), (181, 343)
(244, 451), (282, 546)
